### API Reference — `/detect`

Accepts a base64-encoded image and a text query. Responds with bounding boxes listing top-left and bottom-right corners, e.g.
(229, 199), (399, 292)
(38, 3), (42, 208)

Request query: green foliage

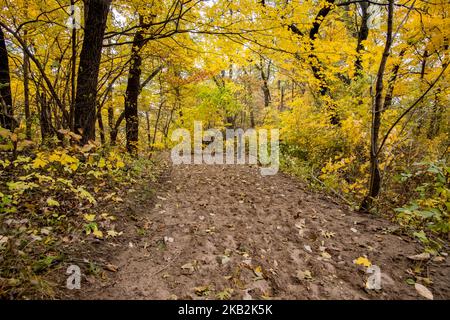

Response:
(395, 161), (450, 236)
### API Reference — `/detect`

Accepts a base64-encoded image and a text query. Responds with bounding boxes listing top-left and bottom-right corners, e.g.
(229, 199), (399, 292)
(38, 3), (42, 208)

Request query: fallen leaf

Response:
(217, 255), (231, 265)
(321, 252), (332, 259)
(0, 235), (9, 245)
(216, 288), (233, 300)
(181, 262), (195, 273)
(84, 214), (96, 222)
(253, 266), (264, 278)
(407, 252), (431, 261)
(353, 256), (371, 267)
(320, 230), (336, 238)
(104, 264), (118, 272)
(93, 229), (103, 239)
(46, 198), (60, 207)
(295, 219), (305, 229)
(296, 270), (313, 280)
(107, 230), (122, 238)
(432, 256), (445, 263)
(194, 285), (210, 296)
(304, 245), (312, 253)
(415, 283), (433, 300)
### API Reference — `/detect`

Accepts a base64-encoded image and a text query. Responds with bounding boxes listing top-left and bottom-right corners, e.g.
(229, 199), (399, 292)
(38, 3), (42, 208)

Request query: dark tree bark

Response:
(361, 0), (394, 211)
(308, 0), (335, 96)
(23, 34), (31, 139)
(152, 101), (164, 145)
(124, 16), (162, 154)
(97, 103), (105, 144)
(288, 0), (339, 124)
(107, 105), (115, 143)
(38, 93), (54, 141)
(70, 0), (77, 131)
(383, 48), (406, 111)
(427, 88), (443, 139)
(354, 1), (370, 76)
(0, 26), (15, 131)
(74, 0), (111, 144)
(256, 58), (271, 107)
(279, 80), (285, 111)
(110, 111), (125, 145)
(145, 111), (151, 146)
(124, 28), (144, 154)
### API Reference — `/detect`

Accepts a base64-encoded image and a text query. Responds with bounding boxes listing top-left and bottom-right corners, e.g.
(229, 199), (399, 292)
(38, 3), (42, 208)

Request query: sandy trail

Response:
(78, 163), (450, 300)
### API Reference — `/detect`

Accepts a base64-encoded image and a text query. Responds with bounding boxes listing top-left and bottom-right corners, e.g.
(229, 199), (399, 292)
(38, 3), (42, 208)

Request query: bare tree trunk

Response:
(257, 58), (271, 107)
(97, 103), (105, 144)
(279, 81), (285, 111)
(145, 111), (151, 146)
(427, 88), (443, 139)
(39, 93), (54, 141)
(124, 24), (144, 154)
(74, 0), (111, 144)
(0, 26), (15, 131)
(69, 0), (77, 131)
(354, 1), (370, 76)
(23, 33), (31, 139)
(152, 101), (163, 145)
(108, 104), (114, 142)
(383, 48), (406, 111)
(124, 18), (162, 154)
(361, 0), (394, 211)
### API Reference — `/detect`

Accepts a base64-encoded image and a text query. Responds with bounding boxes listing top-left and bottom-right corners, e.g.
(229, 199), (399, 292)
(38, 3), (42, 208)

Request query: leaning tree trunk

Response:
(74, 0), (111, 144)
(0, 26), (15, 131)
(361, 0), (394, 211)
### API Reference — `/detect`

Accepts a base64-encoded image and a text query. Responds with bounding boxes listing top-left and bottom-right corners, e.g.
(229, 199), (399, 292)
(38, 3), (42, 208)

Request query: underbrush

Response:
(280, 143), (449, 250)
(0, 130), (160, 299)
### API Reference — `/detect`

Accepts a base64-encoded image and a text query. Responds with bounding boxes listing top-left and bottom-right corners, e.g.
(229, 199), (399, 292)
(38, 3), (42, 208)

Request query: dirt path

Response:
(77, 163), (450, 300)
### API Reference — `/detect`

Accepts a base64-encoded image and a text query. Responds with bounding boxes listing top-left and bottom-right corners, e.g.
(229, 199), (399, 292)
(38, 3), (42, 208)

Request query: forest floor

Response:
(64, 158), (450, 300)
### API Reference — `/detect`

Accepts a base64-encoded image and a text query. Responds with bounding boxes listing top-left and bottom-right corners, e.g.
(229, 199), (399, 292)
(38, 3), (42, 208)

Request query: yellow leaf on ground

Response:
(353, 256), (372, 267)
(84, 214), (96, 222)
(93, 229), (103, 239)
(46, 198), (60, 207)
(254, 266), (263, 278)
(33, 158), (48, 169)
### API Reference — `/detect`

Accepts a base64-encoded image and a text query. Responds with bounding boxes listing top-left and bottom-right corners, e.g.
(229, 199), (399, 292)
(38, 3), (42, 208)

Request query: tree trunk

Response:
(152, 101), (163, 145)
(361, 0), (394, 211)
(74, 0), (111, 144)
(70, 0), (77, 131)
(145, 111), (151, 146)
(39, 93), (54, 141)
(124, 26), (145, 155)
(108, 104), (114, 143)
(354, 2), (370, 76)
(427, 88), (443, 139)
(0, 26), (15, 131)
(97, 103), (105, 144)
(23, 34), (31, 139)
(383, 48), (406, 111)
